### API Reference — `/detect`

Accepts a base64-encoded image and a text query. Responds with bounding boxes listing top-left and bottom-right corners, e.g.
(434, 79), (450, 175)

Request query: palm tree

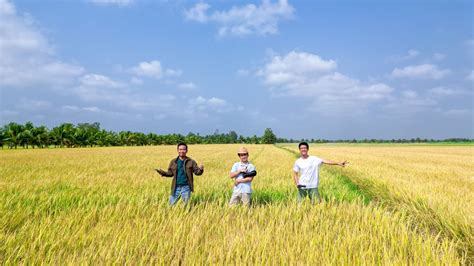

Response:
(18, 129), (33, 149)
(51, 123), (76, 148)
(4, 122), (24, 149)
(30, 126), (49, 148)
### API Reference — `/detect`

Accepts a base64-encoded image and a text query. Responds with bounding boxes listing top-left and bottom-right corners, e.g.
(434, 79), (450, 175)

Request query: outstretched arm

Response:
(155, 160), (174, 177)
(322, 159), (348, 167)
(193, 160), (204, 176)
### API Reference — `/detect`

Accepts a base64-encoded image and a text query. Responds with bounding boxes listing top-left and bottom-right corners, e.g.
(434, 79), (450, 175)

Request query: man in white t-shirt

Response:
(229, 147), (257, 207)
(293, 142), (348, 204)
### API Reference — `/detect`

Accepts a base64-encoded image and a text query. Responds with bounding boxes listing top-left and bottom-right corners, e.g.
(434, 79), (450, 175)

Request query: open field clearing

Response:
(1, 144), (472, 264)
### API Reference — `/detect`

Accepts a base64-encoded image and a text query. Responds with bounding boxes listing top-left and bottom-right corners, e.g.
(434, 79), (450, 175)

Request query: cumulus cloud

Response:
(130, 60), (182, 79)
(258, 51), (393, 114)
(188, 96), (230, 113)
(72, 73), (182, 114)
(184, 0), (294, 36)
(75, 73), (131, 103)
(184, 2), (210, 23)
(391, 64), (450, 79)
(0, 0), (84, 88)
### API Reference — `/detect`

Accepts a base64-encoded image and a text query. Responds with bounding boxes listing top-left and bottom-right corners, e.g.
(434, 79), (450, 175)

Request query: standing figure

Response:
(156, 143), (204, 206)
(229, 147), (257, 207)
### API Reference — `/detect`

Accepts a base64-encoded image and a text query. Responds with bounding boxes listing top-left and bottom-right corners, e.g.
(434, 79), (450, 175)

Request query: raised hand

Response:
(155, 168), (165, 175)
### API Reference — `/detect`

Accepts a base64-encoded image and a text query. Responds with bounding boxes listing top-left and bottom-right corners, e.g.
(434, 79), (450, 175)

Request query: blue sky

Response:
(0, 0), (472, 139)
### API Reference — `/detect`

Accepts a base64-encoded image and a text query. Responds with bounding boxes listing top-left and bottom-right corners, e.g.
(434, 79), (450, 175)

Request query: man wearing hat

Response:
(229, 147), (257, 207)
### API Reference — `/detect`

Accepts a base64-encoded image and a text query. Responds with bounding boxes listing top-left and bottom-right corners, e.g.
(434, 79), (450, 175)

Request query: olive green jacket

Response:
(158, 156), (203, 195)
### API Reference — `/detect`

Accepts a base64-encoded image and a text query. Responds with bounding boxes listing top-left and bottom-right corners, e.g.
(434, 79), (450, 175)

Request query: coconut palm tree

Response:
(4, 122), (23, 149)
(51, 123), (75, 148)
(36, 126), (50, 148)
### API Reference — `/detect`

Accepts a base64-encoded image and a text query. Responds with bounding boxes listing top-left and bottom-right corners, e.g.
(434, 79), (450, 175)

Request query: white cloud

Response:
(130, 60), (181, 79)
(391, 64), (450, 79)
(131, 60), (163, 78)
(184, 0), (294, 36)
(258, 51), (393, 114)
(387, 49), (419, 62)
(165, 68), (182, 77)
(73, 73), (181, 113)
(466, 70), (474, 81)
(188, 96), (229, 113)
(178, 82), (197, 90)
(75, 73), (129, 103)
(184, 2), (210, 23)
(0, 0), (84, 88)
(80, 74), (124, 88)
(89, 0), (134, 7)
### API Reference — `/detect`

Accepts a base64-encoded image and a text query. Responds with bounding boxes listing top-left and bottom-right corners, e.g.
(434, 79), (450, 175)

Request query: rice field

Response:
(1, 144), (472, 264)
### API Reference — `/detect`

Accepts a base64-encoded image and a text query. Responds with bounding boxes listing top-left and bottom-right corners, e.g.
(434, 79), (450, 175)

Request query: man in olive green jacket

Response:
(156, 143), (204, 206)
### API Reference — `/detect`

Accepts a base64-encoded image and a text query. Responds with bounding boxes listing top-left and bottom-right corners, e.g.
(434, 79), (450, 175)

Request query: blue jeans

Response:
(169, 185), (191, 206)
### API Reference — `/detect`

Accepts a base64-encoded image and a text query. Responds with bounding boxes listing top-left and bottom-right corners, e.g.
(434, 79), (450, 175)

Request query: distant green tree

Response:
(261, 128), (277, 144)
(4, 122), (24, 149)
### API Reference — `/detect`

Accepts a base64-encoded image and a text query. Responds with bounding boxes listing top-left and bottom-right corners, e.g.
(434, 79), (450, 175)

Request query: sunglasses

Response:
(237, 153), (248, 156)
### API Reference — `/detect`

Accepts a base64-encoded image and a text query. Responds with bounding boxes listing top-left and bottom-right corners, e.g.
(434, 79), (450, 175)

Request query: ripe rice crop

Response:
(1, 144), (471, 264)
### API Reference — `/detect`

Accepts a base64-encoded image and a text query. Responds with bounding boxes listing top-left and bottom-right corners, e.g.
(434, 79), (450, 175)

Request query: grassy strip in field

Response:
(274, 145), (371, 205)
(335, 170), (474, 263)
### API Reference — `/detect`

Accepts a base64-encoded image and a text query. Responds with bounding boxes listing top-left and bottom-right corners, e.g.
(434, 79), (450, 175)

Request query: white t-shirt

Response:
(293, 156), (324, 188)
(231, 161), (256, 194)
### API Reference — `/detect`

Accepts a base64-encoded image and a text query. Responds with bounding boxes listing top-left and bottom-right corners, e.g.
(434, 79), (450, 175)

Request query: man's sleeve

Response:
(230, 163), (238, 173)
(161, 160), (174, 177)
(192, 160), (204, 175)
(293, 161), (299, 173)
(249, 164), (256, 172)
(315, 157), (324, 166)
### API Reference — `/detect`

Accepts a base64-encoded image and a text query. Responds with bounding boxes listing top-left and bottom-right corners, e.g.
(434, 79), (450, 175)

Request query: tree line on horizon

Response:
(0, 122), (472, 149)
